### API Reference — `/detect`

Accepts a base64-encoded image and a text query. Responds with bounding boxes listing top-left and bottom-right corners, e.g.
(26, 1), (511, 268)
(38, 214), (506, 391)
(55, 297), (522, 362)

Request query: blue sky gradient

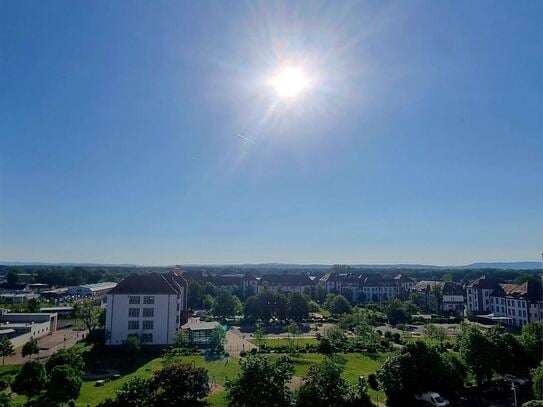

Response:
(1, 1), (541, 265)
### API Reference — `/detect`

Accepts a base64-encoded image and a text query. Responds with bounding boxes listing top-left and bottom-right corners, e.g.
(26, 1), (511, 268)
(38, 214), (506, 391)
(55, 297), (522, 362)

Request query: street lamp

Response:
(511, 382), (517, 407)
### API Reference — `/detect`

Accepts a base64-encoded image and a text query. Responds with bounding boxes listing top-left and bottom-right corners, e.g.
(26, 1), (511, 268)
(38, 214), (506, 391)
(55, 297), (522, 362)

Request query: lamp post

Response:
(511, 382), (517, 407)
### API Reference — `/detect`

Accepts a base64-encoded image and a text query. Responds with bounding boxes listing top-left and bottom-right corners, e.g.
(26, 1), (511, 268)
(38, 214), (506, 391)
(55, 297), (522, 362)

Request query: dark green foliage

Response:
(286, 292), (310, 321)
(210, 326), (226, 352)
(377, 341), (466, 406)
(0, 394), (12, 407)
(150, 363), (210, 406)
(97, 377), (151, 407)
(11, 360), (47, 401)
(457, 324), (498, 385)
(124, 334), (141, 353)
(521, 322), (543, 367)
(6, 272), (18, 287)
(73, 298), (103, 334)
(532, 362), (543, 400)
(46, 365), (82, 404)
(324, 294), (352, 315)
(21, 337), (39, 359)
(318, 327), (346, 354)
(0, 338), (15, 366)
(296, 357), (373, 407)
(386, 301), (411, 326)
(213, 289), (242, 319)
(244, 291), (288, 322)
(45, 348), (85, 375)
(368, 373), (379, 390)
(225, 355), (293, 407)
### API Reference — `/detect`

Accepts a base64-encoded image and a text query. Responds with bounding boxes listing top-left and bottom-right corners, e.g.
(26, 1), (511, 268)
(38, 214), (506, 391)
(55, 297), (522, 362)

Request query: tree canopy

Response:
(225, 355), (293, 407)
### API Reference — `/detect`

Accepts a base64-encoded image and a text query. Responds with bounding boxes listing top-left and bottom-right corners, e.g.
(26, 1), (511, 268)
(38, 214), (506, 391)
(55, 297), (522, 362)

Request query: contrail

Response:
(235, 133), (256, 144)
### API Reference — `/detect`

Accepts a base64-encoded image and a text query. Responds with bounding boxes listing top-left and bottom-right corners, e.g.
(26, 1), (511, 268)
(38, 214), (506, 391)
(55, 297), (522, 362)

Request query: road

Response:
(3, 328), (87, 365)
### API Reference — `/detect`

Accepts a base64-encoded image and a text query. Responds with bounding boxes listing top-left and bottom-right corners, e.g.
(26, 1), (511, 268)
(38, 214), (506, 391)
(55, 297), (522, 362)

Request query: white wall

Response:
(106, 293), (179, 346)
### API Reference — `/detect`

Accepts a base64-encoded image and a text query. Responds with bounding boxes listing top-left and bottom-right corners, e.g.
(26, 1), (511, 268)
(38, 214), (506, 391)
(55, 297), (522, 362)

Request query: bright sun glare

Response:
(269, 66), (310, 98)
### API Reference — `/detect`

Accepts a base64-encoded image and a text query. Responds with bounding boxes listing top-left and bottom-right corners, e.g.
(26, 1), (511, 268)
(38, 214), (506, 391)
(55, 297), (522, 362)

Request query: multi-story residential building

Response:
(319, 272), (362, 302)
(259, 273), (316, 294)
(393, 274), (416, 298)
(105, 270), (188, 346)
(361, 276), (397, 303)
(465, 276), (499, 314)
(411, 281), (465, 315)
(489, 282), (542, 327)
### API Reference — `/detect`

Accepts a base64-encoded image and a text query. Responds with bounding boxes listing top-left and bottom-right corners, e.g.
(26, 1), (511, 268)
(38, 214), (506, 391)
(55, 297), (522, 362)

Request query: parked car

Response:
(95, 379), (106, 387)
(415, 392), (450, 407)
(504, 374), (529, 386)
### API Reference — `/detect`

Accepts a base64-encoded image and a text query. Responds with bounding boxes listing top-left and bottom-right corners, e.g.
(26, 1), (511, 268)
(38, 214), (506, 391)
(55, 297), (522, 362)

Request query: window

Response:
(141, 333), (153, 343)
(142, 308), (154, 317)
(128, 321), (139, 330)
(128, 308), (140, 317)
(129, 296), (140, 304)
(143, 296), (155, 304)
(142, 321), (154, 330)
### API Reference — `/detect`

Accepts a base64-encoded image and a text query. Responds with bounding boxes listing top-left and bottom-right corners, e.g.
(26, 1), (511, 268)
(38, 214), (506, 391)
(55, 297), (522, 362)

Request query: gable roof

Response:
(260, 274), (316, 286)
(466, 276), (500, 290)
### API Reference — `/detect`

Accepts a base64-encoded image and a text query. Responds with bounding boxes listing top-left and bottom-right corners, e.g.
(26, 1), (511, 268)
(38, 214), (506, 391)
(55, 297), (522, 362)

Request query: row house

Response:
(319, 272), (362, 302)
(489, 282), (542, 327)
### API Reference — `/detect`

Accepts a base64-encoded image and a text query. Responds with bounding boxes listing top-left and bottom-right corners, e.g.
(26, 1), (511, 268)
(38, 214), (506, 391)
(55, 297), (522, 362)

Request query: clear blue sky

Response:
(1, 1), (541, 265)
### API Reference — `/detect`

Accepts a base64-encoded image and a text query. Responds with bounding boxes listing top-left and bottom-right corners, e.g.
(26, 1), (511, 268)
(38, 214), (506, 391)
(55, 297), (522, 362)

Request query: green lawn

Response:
(249, 337), (319, 349)
(6, 349), (388, 406)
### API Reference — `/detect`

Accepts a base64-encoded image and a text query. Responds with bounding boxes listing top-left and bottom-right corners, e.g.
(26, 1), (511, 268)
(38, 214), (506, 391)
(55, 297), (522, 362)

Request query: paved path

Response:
(3, 328), (87, 365)
(225, 330), (256, 355)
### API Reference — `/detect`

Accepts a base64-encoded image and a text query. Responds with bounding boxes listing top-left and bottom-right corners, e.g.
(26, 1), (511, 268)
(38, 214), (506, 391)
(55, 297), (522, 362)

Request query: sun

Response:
(269, 66), (310, 98)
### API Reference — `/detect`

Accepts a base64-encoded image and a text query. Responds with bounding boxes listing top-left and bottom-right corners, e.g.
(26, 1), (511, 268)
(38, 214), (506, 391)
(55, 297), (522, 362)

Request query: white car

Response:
(415, 392), (450, 407)
(504, 374), (529, 386)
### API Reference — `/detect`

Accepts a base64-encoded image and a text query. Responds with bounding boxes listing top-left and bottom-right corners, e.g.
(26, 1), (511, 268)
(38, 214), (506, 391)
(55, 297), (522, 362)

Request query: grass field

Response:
(5, 347), (388, 406)
(248, 337), (319, 348)
(74, 351), (386, 406)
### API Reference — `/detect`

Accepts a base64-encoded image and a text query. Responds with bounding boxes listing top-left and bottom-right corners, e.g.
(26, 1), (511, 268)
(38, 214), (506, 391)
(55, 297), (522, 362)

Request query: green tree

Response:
(25, 297), (41, 313)
(457, 324), (496, 385)
(377, 341), (466, 406)
(423, 324), (447, 344)
(286, 292), (310, 321)
(296, 357), (368, 407)
(150, 363), (209, 406)
(430, 284), (444, 313)
(45, 348), (85, 375)
(488, 327), (528, 374)
(353, 319), (380, 351)
(521, 321), (543, 367)
(330, 295), (352, 315)
(6, 272), (18, 287)
(532, 362), (543, 400)
(22, 337), (39, 359)
(73, 298), (103, 334)
(0, 394), (12, 407)
(46, 365), (82, 406)
(254, 321), (267, 348)
(287, 321), (301, 352)
(213, 290), (241, 319)
(0, 339), (15, 366)
(386, 301), (411, 326)
(225, 355), (293, 407)
(318, 326), (346, 354)
(210, 326), (227, 352)
(11, 360), (47, 402)
(124, 334), (141, 353)
(97, 377), (151, 407)
(172, 330), (190, 349)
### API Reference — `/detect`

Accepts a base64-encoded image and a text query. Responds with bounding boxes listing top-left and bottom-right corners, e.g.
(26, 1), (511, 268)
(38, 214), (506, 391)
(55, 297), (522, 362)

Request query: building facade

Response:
(105, 271), (188, 346)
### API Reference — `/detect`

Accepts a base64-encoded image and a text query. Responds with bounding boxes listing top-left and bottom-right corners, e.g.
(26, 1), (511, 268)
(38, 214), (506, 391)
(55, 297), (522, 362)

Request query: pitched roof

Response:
(466, 276), (500, 289)
(394, 273), (416, 283)
(494, 282), (540, 301)
(110, 273), (178, 295)
(260, 274), (316, 286)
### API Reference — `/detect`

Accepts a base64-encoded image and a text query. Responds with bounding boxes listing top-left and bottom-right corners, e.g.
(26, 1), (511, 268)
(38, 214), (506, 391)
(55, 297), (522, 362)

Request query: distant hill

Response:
(1, 261), (540, 270)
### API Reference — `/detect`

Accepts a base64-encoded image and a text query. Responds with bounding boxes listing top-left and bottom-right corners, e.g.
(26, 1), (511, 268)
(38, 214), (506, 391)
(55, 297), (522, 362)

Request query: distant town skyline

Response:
(1, 2), (541, 265)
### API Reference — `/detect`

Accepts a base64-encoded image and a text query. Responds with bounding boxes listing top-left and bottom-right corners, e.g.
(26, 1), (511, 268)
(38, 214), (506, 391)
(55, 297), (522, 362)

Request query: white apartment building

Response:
(489, 282), (542, 327)
(105, 271), (188, 346)
(466, 276), (499, 314)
